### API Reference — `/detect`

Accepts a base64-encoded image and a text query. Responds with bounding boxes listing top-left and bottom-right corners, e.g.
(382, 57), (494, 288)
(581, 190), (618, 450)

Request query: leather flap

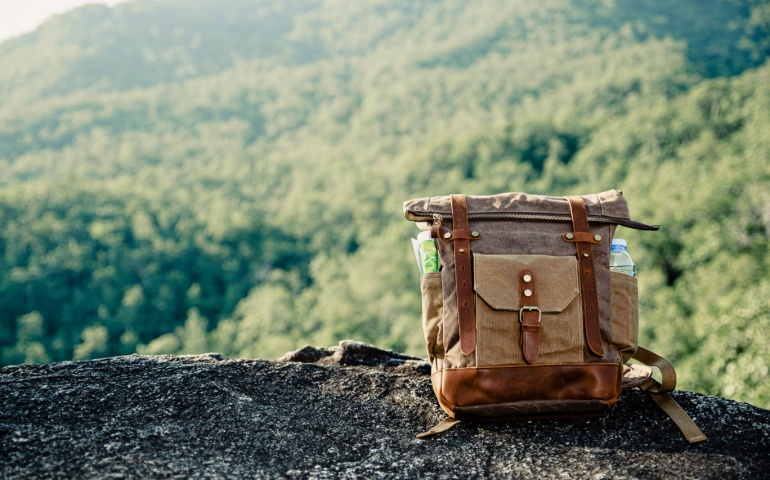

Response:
(473, 254), (579, 313)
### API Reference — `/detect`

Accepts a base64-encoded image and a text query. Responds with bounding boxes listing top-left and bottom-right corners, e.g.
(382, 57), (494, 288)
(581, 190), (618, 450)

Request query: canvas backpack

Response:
(403, 190), (706, 443)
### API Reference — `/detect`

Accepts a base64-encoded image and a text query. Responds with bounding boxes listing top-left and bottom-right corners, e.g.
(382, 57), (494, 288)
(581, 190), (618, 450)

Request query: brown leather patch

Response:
(454, 399), (611, 421)
(440, 364), (622, 411)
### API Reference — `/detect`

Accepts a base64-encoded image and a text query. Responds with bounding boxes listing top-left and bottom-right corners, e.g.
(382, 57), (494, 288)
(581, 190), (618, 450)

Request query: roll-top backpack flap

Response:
(404, 190), (656, 231)
(473, 254), (585, 366)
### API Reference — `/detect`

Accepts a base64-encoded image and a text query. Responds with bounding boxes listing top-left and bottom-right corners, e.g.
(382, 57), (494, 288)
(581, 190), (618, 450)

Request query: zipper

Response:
(408, 210), (659, 231)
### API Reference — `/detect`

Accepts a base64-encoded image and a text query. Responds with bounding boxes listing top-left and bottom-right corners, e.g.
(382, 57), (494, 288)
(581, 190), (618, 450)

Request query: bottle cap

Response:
(417, 230), (433, 242)
(611, 238), (627, 248)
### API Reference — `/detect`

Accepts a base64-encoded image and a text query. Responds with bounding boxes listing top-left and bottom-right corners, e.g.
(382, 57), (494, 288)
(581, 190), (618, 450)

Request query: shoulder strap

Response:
(633, 347), (708, 444)
(564, 195), (603, 356)
(450, 194), (477, 355)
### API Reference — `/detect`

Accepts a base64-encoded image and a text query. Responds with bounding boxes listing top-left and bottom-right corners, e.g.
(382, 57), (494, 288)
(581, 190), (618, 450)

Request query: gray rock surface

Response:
(1, 340), (768, 479)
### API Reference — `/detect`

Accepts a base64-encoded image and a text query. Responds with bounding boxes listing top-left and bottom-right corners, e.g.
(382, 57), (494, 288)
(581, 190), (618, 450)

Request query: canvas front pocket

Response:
(420, 272), (444, 371)
(473, 254), (584, 366)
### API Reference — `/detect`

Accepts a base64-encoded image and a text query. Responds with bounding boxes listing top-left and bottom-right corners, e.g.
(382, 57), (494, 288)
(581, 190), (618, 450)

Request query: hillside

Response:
(0, 0), (769, 408)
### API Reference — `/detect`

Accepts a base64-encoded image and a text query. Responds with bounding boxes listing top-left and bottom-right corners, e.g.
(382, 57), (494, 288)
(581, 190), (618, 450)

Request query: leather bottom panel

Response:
(434, 363), (622, 419)
(454, 399), (611, 421)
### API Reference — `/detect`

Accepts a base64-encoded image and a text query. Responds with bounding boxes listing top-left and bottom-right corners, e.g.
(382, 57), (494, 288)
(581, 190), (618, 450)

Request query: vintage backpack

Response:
(403, 190), (706, 443)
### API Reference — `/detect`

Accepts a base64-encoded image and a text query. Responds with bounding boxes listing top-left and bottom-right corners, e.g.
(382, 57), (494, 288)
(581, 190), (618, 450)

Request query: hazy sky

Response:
(0, 0), (129, 43)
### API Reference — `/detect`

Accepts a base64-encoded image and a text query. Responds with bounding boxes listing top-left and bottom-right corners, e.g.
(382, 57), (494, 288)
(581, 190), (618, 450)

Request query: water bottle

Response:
(412, 230), (440, 275)
(610, 239), (636, 277)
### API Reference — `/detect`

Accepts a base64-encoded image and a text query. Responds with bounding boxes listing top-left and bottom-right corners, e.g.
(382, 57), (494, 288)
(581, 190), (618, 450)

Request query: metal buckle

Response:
(519, 306), (542, 324)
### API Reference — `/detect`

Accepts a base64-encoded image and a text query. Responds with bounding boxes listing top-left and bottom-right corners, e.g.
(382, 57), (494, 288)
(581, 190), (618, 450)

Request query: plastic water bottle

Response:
(610, 239), (636, 278)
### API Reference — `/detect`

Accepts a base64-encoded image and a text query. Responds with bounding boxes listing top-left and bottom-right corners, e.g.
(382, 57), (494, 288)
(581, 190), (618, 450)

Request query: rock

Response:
(1, 341), (768, 479)
(278, 339), (431, 374)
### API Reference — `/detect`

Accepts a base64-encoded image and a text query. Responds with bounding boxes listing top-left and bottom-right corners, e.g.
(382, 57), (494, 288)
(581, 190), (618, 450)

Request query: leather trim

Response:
(565, 196), (604, 356)
(451, 194), (476, 355)
(519, 269), (540, 364)
(440, 364), (622, 410)
(430, 370), (456, 418)
(562, 232), (603, 244)
(440, 229), (481, 241)
(454, 399), (611, 421)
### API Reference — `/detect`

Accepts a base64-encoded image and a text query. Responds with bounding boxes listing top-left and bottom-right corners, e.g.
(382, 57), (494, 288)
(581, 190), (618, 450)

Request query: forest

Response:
(0, 0), (769, 408)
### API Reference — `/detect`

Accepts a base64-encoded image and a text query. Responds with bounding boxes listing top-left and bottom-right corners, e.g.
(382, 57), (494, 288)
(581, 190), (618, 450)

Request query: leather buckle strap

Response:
(518, 306), (541, 324)
(519, 269), (540, 364)
(564, 195), (604, 357)
(450, 194), (476, 355)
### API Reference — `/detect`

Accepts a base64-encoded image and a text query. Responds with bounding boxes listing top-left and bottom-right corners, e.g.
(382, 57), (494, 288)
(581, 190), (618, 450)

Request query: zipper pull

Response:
(431, 214), (443, 239)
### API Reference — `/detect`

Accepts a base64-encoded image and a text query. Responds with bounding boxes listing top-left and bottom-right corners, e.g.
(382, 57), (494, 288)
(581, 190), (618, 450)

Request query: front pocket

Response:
(474, 254), (584, 366)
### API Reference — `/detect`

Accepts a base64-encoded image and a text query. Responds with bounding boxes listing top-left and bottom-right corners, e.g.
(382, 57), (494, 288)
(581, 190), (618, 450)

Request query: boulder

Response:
(1, 340), (768, 479)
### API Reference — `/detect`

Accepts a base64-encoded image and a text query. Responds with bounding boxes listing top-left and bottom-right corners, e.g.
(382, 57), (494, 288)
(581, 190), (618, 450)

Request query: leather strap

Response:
(562, 232), (603, 244)
(416, 417), (461, 439)
(442, 229), (481, 240)
(564, 196), (604, 357)
(633, 346), (676, 393)
(451, 194), (476, 355)
(519, 269), (540, 364)
(642, 387), (708, 444)
(633, 346), (707, 444)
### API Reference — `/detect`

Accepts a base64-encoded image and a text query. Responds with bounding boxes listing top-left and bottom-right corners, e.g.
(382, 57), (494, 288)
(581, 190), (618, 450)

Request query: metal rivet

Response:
(524, 289), (532, 297)
(594, 234), (602, 242)
(443, 232), (451, 239)
(459, 249), (465, 253)
(471, 231), (480, 237)
(523, 274), (532, 283)
(583, 253), (589, 257)
(566, 233), (574, 240)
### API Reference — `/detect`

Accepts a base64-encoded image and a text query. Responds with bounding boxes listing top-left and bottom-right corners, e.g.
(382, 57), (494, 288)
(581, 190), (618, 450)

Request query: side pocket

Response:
(610, 272), (638, 363)
(421, 272), (444, 371)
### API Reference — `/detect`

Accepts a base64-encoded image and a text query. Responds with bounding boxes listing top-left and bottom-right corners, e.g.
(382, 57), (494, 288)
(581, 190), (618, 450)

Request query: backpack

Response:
(403, 190), (706, 443)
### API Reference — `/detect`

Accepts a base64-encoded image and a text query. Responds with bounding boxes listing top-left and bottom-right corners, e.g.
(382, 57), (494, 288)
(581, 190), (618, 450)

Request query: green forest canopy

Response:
(0, 0), (769, 408)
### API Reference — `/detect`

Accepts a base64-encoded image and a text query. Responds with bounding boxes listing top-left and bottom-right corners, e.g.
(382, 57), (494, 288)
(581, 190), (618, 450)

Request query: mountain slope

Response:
(0, 0), (768, 407)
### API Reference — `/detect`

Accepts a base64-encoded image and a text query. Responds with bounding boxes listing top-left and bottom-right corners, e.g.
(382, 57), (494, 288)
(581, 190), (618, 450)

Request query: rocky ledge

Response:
(1, 340), (768, 479)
